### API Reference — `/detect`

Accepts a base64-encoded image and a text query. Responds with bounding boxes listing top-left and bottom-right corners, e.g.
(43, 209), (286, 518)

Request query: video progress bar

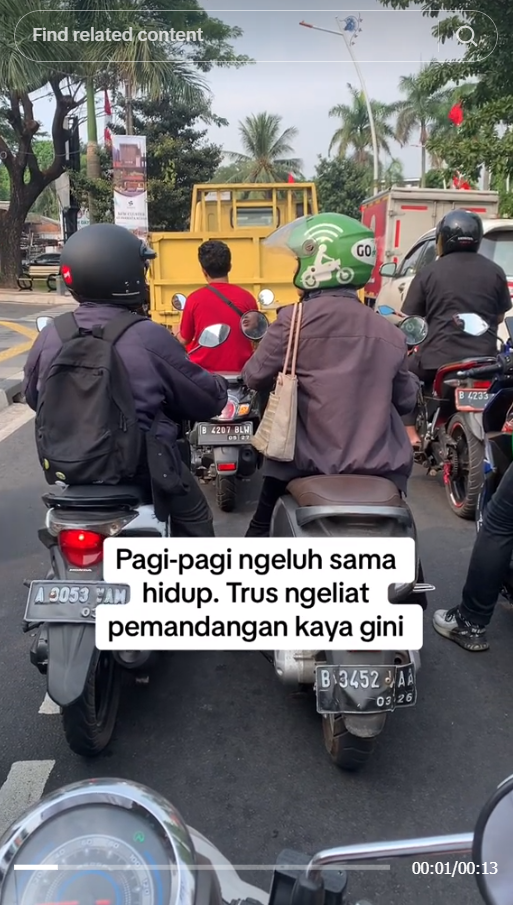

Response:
(13, 864), (391, 872)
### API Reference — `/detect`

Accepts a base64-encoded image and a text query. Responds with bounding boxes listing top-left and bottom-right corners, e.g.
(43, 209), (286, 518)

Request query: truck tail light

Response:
(59, 529), (104, 567)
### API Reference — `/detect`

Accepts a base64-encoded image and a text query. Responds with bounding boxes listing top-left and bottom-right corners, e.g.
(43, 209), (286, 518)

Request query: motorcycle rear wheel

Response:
(322, 713), (377, 771)
(216, 475), (237, 512)
(61, 651), (122, 757)
(445, 415), (483, 520)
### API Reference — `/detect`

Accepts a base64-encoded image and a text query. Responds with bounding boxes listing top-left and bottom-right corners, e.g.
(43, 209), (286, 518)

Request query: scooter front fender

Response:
(47, 623), (96, 707)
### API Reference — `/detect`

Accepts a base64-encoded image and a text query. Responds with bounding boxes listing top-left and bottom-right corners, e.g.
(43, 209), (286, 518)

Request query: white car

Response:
(376, 219), (513, 342)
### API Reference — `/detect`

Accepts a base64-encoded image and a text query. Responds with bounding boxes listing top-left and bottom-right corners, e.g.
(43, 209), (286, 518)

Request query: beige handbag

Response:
(251, 302), (303, 462)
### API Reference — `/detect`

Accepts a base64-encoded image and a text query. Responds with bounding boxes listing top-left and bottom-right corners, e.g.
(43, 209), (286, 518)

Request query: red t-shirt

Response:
(180, 282), (258, 372)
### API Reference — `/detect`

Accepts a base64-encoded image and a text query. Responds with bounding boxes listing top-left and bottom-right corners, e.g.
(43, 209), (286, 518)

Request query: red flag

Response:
(104, 126), (111, 145)
(453, 172), (470, 190)
(287, 173), (295, 183)
(104, 90), (112, 117)
(448, 101), (464, 126)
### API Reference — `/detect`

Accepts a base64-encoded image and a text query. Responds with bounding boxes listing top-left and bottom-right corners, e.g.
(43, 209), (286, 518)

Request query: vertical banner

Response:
(112, 135), (148, 238)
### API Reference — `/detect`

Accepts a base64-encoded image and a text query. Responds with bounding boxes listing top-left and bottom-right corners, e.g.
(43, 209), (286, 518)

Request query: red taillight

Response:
(472, 381), (492, 389)
(218, 401), (237, 421)
(217, 462), (237, 471)
(59, 529), (104, 567)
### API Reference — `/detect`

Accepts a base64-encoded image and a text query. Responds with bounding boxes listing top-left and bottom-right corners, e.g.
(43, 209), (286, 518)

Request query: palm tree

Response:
(394, 64), (456, 187)
(328, 84), (397, 169)
(224, 113), (303, 183)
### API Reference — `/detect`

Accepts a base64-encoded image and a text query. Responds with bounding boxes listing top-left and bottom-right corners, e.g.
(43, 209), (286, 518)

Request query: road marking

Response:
(0, 761), (55, 837)
(0, 404), (34, 443)
(0, 320), (38, 340)
(39, 693), (61, 715)
(0, 339), (33, 363)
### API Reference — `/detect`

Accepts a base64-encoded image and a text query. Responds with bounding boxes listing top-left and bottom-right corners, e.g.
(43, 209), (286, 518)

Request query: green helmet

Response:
(264, 212), (376, 291)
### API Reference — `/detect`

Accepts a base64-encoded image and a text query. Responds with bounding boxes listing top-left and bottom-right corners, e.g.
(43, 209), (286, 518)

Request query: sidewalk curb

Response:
(0, 378), (24, 412)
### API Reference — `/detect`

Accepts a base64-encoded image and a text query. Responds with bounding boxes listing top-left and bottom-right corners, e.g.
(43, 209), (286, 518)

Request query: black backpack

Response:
(36, 311), (146, 486)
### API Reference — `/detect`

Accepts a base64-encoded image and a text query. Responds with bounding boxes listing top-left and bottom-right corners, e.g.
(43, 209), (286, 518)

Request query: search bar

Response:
(16, 8), (499, 65)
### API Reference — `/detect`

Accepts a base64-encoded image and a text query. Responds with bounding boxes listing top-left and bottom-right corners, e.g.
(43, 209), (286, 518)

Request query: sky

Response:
(31, 2), (497, 180)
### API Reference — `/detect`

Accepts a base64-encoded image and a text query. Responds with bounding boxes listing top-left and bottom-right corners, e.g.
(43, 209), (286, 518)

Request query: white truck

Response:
(360, 187), (505, 308)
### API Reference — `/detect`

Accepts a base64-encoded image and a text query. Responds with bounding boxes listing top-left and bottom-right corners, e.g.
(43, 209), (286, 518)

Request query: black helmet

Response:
(60, 223), (156, 306)
(436, 209), (483, 256)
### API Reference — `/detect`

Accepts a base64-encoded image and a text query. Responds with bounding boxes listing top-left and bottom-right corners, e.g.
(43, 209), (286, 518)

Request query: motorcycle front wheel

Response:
(61, 651), (122, 757)
(322, 713), (377, 771)
(445, 414), (483, 520)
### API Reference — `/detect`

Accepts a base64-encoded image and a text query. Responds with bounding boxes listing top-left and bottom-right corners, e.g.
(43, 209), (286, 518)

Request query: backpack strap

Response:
(100, 311), (147, 344)
(54, 312), (80, 343)
(206, 285), (245, 318)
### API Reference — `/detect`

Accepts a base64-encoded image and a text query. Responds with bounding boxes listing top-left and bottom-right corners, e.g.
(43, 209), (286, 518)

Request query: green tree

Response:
(224, 112), (303, 182)
(0, 0), (249, 283)
(314, 156), (373, 219)
(73, 96), (224, 231)
(378, 1), (513, 183)
(328, 84), (397, 167)
(381, 157), (404, 188)
(129, 96), (224, 230)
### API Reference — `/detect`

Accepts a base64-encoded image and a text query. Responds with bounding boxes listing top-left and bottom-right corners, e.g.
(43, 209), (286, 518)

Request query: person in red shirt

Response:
(176, 240), (259, 372)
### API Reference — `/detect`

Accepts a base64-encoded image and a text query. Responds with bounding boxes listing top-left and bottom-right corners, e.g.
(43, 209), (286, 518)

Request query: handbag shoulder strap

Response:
(206, 284), (244, 318)
(290, 303), (303, 378)
(283, 303), (302, 377)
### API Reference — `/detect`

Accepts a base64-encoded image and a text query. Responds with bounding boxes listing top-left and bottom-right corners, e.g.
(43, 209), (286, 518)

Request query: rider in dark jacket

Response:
(23, 224), (228, 536)
(401, 209), (512, 444)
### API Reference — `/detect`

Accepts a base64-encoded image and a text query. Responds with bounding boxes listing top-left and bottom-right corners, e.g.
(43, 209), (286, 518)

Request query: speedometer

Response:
(20, 834), (154, 905)
(0, 781), (198, 905)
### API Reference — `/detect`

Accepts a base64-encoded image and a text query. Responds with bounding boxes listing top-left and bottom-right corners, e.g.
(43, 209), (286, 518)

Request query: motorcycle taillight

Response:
(58, 529), (104, 567)
(217, 400), (237, 421)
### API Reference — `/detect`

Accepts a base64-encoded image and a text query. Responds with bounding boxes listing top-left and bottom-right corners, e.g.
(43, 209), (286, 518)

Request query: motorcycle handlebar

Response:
(457, 353), (513, 379)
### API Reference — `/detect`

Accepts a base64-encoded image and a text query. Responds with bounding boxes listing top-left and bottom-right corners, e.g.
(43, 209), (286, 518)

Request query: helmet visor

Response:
(263, 216), (313, 257)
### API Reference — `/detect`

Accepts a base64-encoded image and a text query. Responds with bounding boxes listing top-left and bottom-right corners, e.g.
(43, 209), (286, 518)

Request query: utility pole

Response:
(125, 78), (134, 134)
(300, 14), (380, 195)
(61, 115), (80, 241)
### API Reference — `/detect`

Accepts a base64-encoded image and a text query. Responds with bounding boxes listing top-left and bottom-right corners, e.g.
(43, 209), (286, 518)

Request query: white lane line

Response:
(38, 693), (61, 715)
(0, 404), (34, 443)
(0, 760), (55, 837)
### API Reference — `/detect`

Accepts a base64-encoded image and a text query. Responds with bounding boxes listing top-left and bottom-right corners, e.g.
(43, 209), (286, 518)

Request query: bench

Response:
(17, 267), (59, 292)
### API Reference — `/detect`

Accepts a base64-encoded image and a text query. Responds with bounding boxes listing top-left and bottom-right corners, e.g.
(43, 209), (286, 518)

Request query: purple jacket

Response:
(23, 303), (228, 449)
(242, 291), (419, 492)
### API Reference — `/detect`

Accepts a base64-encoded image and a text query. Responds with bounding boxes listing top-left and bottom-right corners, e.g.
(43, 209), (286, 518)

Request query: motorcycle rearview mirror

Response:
(36, 316), (53, 332)
(398, 315), (428, 346)
(472, 773), (513, 904)
(258, 288), (275, 307)
(172, 293), (186, 311)
(453, 313), (489, 336)
(241, 311), (269, 341)
(198, 324), (231, 348)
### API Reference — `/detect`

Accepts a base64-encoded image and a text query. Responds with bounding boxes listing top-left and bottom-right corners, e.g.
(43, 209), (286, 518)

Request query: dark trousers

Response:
(460, 461), (513, 626)
(166, 462), (215, 537)
(246, 477), (288, 537)
(402, 355), (437, 427)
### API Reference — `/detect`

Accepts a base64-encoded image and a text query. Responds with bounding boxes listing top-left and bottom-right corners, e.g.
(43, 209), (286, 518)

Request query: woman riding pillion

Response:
(242, 212), (420, 537)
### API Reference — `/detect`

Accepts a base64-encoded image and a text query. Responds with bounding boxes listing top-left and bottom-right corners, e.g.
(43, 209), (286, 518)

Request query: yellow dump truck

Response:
(147, 181), (318, 328)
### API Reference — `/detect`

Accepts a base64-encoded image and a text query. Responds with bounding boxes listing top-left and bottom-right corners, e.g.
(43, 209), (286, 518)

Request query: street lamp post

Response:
(300, 15), (380, 195)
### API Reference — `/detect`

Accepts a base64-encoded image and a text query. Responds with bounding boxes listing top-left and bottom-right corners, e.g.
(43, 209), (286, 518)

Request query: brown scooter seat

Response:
(286, 475), (402, 508)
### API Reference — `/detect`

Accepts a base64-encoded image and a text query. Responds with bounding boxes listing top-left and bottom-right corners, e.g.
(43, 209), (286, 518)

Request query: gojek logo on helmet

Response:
(300, 221), (356, 290)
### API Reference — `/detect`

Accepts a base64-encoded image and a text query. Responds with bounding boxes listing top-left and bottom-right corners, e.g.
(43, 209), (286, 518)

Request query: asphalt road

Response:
(0, 409), (512, 905)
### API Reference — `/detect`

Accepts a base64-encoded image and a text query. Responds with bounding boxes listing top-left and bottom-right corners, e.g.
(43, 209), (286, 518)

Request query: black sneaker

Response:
(432, 606), (489, 651)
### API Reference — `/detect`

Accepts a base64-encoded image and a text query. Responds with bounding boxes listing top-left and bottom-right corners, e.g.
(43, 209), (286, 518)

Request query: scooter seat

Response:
(42, 484), (150, 510)
(286, 475), (402, 508)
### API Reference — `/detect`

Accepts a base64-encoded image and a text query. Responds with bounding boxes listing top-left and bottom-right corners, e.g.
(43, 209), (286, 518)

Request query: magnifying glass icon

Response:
(456, 25), (477, 47)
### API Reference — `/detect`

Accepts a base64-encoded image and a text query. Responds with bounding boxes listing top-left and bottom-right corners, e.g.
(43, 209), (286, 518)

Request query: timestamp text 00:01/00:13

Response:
(412, 862), (498, 876)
